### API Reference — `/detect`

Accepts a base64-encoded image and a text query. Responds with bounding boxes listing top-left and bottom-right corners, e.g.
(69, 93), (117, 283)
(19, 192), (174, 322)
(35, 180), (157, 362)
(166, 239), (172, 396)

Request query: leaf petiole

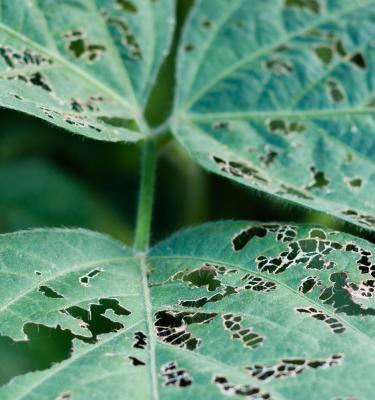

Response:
(134, 140), (157, 253)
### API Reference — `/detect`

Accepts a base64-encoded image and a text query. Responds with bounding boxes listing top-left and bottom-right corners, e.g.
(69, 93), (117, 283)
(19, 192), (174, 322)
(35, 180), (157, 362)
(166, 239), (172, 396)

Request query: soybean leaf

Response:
(0, 0), (174, 141)
(0, 160), (132, 242)
(1, 221), (375, 399)
(172, 0), (375, 232)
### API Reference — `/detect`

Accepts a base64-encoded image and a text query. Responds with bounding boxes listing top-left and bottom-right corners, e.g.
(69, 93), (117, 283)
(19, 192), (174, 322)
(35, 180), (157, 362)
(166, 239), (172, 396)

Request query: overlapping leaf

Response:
(0, 0), (174, 141)
(0, 221), (374, 399)
(173, 0), (375, 231)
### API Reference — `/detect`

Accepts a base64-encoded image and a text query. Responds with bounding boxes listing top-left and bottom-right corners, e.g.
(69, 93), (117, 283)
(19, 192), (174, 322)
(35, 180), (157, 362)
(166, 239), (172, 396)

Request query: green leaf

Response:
(0, 160), (132, 242)
(1, 221), (375, 399)
(0, 0), (174, 141)
(172, 0), (375, 232)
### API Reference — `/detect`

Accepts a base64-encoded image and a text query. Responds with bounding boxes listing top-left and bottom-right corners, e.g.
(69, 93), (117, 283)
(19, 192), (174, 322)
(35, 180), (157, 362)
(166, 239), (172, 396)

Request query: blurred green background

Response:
(0, 0), (373, 387)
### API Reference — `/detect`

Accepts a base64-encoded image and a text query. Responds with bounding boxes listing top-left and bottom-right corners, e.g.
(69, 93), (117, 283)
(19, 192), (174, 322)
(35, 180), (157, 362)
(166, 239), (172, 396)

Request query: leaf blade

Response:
(173, 0), (375, 231)
(1, 222), (375, 398)
(0, 0), (175, 141)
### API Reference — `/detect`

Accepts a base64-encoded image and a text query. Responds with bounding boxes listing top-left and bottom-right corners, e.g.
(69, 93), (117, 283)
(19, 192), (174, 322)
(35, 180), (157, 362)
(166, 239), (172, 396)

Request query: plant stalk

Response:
(134, 140), (157, 252)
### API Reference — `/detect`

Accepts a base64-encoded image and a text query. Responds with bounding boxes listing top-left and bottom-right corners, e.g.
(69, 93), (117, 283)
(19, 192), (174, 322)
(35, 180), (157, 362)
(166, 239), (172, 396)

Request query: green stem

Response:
(134, 140), (157, 252)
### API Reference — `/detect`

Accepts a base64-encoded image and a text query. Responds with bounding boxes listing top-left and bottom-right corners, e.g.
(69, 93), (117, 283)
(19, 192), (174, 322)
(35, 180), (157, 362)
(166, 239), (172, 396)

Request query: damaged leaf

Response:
(0, 0), (174, 141)
(0, 221), (375, 399)
(172, 0), (375, 232)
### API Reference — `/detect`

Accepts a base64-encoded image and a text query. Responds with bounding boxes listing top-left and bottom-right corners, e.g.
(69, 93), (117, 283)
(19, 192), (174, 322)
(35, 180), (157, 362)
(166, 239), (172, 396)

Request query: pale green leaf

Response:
(173, 0), (375, 231)
(1, 221), (375, 399)
(0, 0), (174, 141)
(0, 160), (132, 242)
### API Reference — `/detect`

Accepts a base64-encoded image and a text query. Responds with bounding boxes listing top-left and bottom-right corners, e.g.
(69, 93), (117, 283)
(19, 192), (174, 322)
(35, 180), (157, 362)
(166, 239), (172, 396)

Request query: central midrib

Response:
(139, 253), (159, 400)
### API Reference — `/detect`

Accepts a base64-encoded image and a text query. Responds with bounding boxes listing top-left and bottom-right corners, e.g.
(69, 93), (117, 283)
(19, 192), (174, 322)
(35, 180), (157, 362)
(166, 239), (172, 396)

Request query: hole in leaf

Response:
(29, 72), (52, 92)
(173, 263), (222, 291)
(105, 16), (142, 59)
(309, 229), (327, 239)
(342, 210), (375, 227)
(349, 53), (367, 69)
(9, 92), (23, 101)
(232, 226), (267, 250)
(160, 361), (192, 387)
(232, 224), (297, 251)
(306, 166), (330, 190)
(260, 146), (279, 167)
(335, 40), (347, 57)
(257, 238), (342, 274)
(56, 392), (72, 400)
(214, 376), (271, 399)
(298, 275), (321, 293)
(320, 272), (375, 316)
(115, 0), (138, 13)
(0, 323), (74, 386)
(70, 96), (103, 113)
(212, 156), (269, 185)
(133, 331), (147, 349)
(246, 354), (343, 382)
(62, 29), (105, 63)
(129, 356), (145, 366)
(346, 177), (362, 189)
(266, 119), (306, 135)
(61, 298), (131, 342)
(178, 269), (275, 309)
(212, 121), (230, 130)
(38, 285), (64, 299)
(185, 43), (195, 52)
(0, 298), (133, 385)
(285, 0), (320, 14)
(296, 307), (345, 334)
(263, 58), (293, 74)
(314, 45), (333, 65)
(326, 78), (345, 103)
(222, 314), (264, 348)
(0, 46), (52, 69)
(79, 269), (102, 287)
(202, 19), (212, 28)
(154, 311), (217, 350)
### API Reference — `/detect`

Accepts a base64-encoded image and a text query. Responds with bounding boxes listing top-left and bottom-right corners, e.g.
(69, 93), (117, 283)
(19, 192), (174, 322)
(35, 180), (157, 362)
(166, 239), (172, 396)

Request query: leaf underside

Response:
(173, 0), (375, 232)
(0, 222), (374, 399)
(0, 0), (174, 141)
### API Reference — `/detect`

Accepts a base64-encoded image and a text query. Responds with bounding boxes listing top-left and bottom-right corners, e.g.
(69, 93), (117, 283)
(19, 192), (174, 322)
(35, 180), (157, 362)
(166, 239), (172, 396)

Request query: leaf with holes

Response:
(1, 221), (374, 399)
(172, 0), (375, 232)
(0, 0), (174, 141)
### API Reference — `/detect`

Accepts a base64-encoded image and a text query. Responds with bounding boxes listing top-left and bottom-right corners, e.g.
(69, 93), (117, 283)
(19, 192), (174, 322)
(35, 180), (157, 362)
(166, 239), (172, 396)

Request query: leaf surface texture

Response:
(0, 222), (374, 399)
(0, 0), (174, 141)
(173, 0), (375, 231)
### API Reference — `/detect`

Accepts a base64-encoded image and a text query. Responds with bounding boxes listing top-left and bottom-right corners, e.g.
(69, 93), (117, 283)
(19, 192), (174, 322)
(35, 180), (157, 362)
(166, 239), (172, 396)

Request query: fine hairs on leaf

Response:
(0, 0), (374, 400)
